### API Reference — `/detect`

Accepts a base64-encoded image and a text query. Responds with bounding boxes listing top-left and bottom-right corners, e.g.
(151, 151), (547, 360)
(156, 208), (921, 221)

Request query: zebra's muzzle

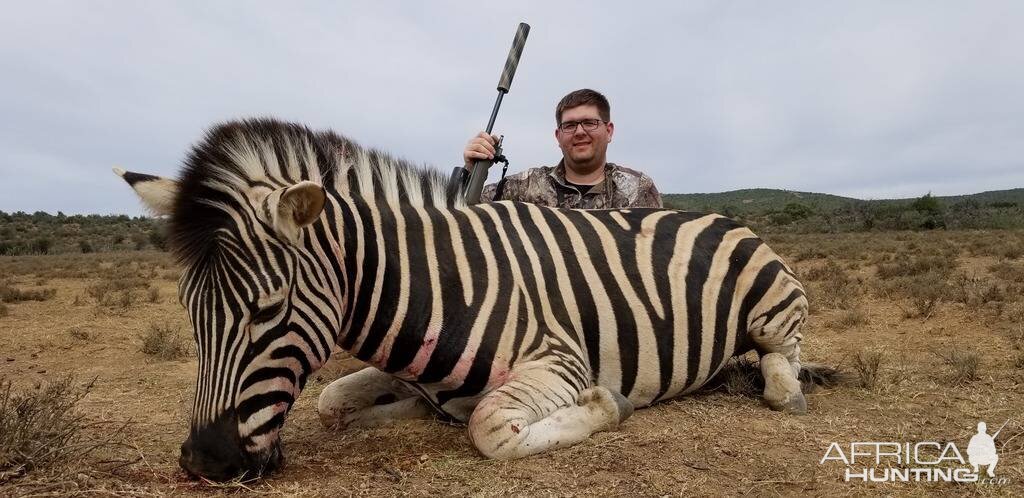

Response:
(179, 413), (285, 481)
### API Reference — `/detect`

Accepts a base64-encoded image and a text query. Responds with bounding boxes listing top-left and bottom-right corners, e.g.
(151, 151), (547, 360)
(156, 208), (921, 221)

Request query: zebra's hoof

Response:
(767, 391), (807, 415)
(318, 411), (342, 430)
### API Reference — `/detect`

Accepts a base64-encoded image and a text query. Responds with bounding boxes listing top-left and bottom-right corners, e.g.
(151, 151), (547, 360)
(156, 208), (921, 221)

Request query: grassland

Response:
(1, 230), (1023, 496)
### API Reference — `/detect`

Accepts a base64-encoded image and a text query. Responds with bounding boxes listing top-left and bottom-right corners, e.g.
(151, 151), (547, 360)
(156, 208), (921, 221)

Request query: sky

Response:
(2, 1), (1022, 215)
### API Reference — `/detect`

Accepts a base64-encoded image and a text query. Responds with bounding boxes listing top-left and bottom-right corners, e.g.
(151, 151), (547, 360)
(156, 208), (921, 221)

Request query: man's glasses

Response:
(558, 119), (604, 134)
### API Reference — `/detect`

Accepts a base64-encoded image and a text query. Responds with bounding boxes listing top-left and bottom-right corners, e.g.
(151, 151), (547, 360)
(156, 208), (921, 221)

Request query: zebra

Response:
(116, 118), (833, 481)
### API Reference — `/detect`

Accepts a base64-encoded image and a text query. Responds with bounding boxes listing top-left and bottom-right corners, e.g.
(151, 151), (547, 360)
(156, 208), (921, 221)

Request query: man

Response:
(463, 88), (662, 209)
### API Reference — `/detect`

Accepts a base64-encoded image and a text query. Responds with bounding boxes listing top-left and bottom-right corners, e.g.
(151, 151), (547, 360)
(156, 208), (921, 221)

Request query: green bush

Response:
(29, 238), (52, 255)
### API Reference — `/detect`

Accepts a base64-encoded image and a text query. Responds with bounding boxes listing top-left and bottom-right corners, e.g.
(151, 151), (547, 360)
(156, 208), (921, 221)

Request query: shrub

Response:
(852, 350), (883, 390)
(0, 377), (95, 478)
(783, 203), (814, 221)
(768, 212), (793, 226)
(139, 324), (192, 360)
(803, 259), (844, 281)
(828, 307), (868, 330)
(0, 303), (8, 318)
(901, 272), (950, 319)
(988, 261), (1024, 283)
(130, 232), (148, 251)
(77, 240), (93, 254)
(0, 282), (57, 303)
(146, 286), (160, 303)
(877, 253), (957, 279)
(934, 348), (980, 385)
(116, 289), (134, 310)
(67, 328), (92, 340)
(86, 274), (148, 307)
(148, 229), (168, 251)
(28, 238), (52, 255)
(806, 261), (860, 310)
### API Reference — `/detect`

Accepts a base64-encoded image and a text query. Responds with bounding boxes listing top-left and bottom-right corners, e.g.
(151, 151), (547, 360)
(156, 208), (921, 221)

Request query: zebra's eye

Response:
(251, 300), (285, 324)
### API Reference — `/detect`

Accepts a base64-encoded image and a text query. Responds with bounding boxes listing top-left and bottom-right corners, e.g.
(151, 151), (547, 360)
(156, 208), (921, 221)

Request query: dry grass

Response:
(139, 323), (192, 361)
(827, 307), (868, 329)
(1, 377), (93, 481)
(802, 259), (844, 281)
(804, 260), (860, 311)
(1004, 243), (1024, 260)
(901, 272), (949, 319)
(888, 359), (912, 388)
(0, 281), (56, 303)
(933, 348), (981, 385)
(988, 260), (1024, 283)
(86, 277), (147, 308)
(2, 231), (1023, 495)
(949, 272), (1005, 306)
(876, 253), (957, 279)
(67, 327), (92, 341)
(851, 349), (884, 390)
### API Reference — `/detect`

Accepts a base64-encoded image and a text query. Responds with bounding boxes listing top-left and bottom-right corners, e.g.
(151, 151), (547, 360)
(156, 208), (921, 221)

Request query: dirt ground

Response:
(1, 230), (1022, 496)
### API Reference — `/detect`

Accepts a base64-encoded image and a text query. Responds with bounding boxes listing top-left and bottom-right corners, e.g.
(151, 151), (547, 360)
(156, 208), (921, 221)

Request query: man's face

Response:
(555, 104), (614, 172)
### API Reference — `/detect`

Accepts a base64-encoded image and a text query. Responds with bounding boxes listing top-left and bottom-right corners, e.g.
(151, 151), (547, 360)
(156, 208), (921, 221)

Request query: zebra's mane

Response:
(170, 117), (461, 267)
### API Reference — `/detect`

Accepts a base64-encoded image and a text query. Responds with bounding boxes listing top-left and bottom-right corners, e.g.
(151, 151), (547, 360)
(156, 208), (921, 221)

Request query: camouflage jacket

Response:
(480, 161), (662, 209)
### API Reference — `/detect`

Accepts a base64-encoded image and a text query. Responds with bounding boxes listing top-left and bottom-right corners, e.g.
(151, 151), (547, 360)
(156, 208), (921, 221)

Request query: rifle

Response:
(448, 22), (530, 204)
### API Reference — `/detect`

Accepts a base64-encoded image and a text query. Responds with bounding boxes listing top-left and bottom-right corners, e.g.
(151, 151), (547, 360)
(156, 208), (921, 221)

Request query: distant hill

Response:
(662, 188), (1024, 215)
(1, 188), (1021, 256)
(936, 188), (1024, 206)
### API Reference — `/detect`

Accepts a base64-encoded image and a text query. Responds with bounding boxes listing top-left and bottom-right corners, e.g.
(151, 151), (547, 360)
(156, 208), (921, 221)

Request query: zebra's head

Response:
(114, 122), (342, 481)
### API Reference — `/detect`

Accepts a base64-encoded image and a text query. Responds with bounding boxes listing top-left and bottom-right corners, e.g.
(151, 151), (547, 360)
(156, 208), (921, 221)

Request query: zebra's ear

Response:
(266, 181), (326, 244)
(113, 167), (178, 216)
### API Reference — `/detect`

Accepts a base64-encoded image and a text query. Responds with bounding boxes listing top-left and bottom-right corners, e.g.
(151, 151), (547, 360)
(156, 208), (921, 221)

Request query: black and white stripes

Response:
(118, 118), (818, 479)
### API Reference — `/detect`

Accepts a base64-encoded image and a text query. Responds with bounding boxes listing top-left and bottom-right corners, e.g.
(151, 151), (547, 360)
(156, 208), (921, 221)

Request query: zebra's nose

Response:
(178, 433), (245, 481)
(179, 439), (195, 472)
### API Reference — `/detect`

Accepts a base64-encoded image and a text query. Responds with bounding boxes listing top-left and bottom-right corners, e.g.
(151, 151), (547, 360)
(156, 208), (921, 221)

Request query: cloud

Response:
(1, 1), (1022, 214)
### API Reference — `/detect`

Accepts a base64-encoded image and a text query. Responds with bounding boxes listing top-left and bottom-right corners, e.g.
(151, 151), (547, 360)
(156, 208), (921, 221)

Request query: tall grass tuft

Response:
(934, 348), (980, 385)
(0, 377), (94, 480)
(139, 323), (192, 361)
(852, 350), (884, 390)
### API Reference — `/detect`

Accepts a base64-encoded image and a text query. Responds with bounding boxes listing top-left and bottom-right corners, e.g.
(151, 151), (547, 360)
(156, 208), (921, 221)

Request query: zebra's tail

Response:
(705, 358), (847, 395)
(797, 362), (846, 393)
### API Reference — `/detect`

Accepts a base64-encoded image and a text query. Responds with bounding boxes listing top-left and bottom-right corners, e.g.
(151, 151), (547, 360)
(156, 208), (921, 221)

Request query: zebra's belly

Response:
(599, 354), (737, 409)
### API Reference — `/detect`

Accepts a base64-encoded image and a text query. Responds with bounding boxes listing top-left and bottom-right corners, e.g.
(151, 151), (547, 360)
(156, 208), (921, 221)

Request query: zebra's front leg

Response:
(317, 367), (432, 430)
(467, 366), (634, 460)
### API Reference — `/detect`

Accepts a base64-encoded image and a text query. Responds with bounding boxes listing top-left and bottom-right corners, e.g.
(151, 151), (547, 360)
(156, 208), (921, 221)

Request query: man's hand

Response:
(463, 132), (498, 169)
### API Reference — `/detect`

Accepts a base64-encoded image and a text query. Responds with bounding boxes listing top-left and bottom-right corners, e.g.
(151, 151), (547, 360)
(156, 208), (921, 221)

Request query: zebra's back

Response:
(402, 202), (804, 413)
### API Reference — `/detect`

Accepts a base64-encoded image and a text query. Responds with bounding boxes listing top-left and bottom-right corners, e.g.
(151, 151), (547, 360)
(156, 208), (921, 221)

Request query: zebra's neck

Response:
(323, 193), (453, 378)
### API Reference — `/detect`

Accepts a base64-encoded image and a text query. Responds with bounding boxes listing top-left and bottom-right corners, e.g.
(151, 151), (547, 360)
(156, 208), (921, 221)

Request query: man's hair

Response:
(555, 89), (610, 124)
